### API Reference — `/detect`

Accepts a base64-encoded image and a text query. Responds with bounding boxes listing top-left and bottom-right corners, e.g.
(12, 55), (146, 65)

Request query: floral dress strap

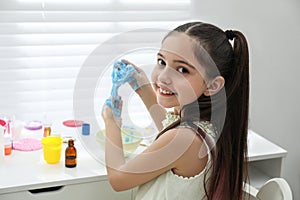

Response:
(177, 120), (217, 156)
(161, 111), (217, 151)
(162, 111), (180, 128)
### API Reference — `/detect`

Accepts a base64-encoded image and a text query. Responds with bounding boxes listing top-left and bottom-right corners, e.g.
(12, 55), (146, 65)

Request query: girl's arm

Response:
(102, 105), (207, 191)
(135, 83), (166, 131)
(122, 59), (166, 131)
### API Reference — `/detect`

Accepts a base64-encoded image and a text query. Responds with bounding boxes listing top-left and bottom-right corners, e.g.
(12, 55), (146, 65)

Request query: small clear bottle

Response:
(65, 139), (76, 168)
(43, 114), (51, 137)
(43, 124), (51, 137)
(4, 133), (12, 156)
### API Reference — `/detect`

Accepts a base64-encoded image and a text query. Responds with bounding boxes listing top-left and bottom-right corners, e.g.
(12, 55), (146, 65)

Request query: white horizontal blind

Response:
(0, 0), (191, 122)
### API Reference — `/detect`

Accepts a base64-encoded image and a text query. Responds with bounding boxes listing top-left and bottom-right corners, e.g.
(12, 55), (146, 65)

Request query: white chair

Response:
(244, 178), (293, 200)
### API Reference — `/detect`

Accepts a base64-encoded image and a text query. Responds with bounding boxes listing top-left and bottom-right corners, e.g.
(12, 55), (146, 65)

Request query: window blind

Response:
(0, 0), (191, 123)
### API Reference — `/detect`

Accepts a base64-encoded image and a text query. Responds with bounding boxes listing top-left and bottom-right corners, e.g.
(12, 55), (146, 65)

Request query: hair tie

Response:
(225, 30), (235, 40)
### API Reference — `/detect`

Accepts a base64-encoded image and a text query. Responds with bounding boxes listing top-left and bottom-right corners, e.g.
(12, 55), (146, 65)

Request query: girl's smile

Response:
(158, 87), (175, 95)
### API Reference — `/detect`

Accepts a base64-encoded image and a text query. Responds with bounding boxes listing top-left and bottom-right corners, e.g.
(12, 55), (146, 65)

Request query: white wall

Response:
(191, 0), (300, 199)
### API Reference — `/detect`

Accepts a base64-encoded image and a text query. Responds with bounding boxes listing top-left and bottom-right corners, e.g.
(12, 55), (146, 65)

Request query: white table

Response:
(0, 123), (133, 200)
(247, 130), (287, 188)
(0, 128), (287, 199)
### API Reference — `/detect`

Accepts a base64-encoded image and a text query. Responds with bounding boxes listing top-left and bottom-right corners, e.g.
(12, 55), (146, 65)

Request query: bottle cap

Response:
(68, 139), (74, 145)
(0, 119), (6, 127)
(81, 123), (90, 135)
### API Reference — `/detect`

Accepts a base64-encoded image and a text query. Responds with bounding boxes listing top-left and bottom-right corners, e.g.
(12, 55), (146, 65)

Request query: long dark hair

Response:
(157, 22), (249, 200)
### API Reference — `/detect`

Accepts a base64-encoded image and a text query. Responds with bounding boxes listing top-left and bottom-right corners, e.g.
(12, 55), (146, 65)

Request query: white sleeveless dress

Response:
(135, 120), (217, 200)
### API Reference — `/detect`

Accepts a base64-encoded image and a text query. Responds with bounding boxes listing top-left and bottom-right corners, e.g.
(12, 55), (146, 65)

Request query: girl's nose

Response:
(158, 67), (173, 85)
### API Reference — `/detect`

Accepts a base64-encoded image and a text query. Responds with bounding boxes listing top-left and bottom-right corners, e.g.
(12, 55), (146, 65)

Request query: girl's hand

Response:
(102, 96), (122, 127)
(121, 59), (151, 93)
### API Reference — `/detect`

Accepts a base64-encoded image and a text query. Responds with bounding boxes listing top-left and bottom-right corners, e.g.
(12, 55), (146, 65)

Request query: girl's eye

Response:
(157, 59), (166, 66)
(178, 67), (189, 74)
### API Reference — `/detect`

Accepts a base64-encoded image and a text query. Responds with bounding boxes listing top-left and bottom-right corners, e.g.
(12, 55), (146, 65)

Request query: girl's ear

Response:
(204, 76), (225, 96)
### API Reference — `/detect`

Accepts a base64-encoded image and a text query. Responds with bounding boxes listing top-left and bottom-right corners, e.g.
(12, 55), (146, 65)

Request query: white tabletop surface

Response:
(0, 126), (287, 195)
(0, 123), (107, 195)
(247, 130), (287, 161)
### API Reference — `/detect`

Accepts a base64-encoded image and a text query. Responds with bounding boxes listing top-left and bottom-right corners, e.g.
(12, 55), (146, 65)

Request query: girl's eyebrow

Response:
(157, 52), (165, 58)
(173, 60), (196, 70)
(157, 52), (196, 70)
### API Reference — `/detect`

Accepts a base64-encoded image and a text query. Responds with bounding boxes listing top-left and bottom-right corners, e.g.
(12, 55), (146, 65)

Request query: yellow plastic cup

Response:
(42, 136), (63, 164)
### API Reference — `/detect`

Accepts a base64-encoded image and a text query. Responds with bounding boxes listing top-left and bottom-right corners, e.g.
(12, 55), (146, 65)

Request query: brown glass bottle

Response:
(65, 139), (77, 168)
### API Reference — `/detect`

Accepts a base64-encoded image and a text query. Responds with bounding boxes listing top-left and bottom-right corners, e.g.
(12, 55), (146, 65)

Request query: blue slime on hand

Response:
(104, 61), (139, 117)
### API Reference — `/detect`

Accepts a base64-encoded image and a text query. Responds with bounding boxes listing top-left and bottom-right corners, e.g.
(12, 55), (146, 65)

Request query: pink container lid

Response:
(63, 120), (84, 127)
(13, 138), (42, 151)
(24, 121), (43, 130)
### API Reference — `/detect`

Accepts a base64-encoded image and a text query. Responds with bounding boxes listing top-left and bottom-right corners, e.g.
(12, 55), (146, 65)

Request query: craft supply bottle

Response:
(44, 124), (51, 137)
(43, 114), (51, 137)
(4, 120), (12, 156)
(4, 133), (12, 156)
(81, 123), (90, 135)
(65, 139), (76, 168)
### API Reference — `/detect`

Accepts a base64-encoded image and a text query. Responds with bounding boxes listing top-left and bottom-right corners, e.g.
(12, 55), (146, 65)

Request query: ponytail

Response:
(211, 30), (249, 200)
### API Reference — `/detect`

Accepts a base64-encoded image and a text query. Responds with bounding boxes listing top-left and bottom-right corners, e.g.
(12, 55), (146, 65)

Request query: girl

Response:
(102, 21), (249, 200)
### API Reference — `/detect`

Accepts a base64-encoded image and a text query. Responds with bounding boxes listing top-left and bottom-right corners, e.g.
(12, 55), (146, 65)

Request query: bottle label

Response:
(4, 144), (12, 155)
(65, 155), (76, 167)
(66, 155), (76, 160)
